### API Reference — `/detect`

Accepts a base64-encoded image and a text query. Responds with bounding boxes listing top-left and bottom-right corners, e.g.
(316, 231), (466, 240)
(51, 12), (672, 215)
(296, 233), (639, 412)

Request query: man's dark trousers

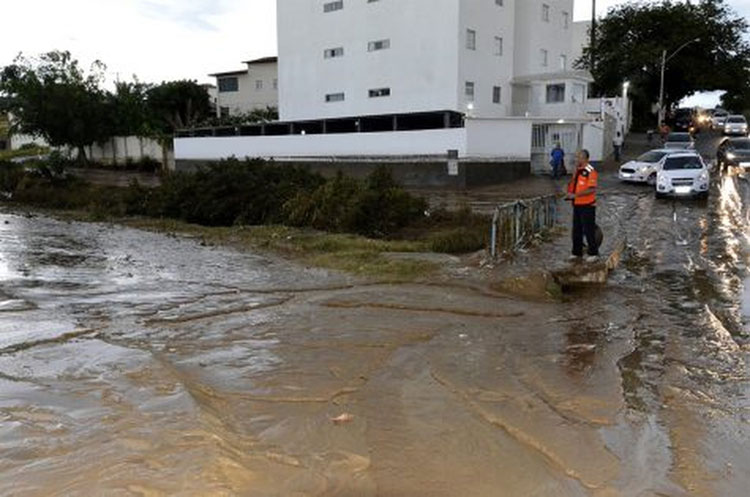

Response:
(572, 205), (598, 256)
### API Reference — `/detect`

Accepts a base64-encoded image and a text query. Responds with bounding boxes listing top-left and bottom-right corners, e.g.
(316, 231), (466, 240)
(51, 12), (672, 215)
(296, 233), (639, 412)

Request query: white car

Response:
(619, 149), (672, 185)
(723, 115), (748, 136)
(663, 132), (695, 150)
(655, 152), (710, 199)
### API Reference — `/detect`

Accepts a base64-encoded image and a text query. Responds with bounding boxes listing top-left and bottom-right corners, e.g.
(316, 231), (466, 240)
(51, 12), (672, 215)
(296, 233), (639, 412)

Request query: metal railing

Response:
(490, 195), (559, 258)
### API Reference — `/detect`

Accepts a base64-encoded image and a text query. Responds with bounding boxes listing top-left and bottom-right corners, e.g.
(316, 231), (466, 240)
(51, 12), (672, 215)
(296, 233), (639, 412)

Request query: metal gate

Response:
(531, 123), (582, 175)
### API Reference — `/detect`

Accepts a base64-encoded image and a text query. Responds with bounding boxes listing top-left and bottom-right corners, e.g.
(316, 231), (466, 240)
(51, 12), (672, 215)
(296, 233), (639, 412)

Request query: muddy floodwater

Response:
(1, 138), (750, 496)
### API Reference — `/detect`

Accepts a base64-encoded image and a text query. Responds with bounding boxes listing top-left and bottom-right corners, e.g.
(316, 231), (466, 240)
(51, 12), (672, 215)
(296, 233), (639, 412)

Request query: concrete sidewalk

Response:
(414, 133), (653, 215)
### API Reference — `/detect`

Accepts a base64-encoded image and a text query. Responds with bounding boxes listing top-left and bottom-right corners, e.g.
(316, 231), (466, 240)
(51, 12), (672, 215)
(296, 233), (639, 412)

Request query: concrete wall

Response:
(85, 136), (169, 167)
(175, 158), (529, 189)
(10, 134), (48, 150)
(582, 118), (615, 163)
(174, 118), (536, 163)
(465, 119), (532, 158)
(175, 128), (468, 161)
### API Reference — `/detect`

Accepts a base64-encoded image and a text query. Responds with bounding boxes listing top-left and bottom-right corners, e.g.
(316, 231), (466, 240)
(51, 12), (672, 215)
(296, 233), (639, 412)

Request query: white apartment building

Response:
(211, 56), (279, 117)
(278, 0), (590, 121)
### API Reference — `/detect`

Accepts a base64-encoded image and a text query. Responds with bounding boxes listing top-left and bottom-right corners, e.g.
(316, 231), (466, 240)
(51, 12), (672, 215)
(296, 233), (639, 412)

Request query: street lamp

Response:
(658, 37), (701, 128)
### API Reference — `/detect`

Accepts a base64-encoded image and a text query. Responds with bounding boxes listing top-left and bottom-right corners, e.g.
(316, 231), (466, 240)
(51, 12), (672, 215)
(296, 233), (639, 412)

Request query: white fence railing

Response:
(490, 195), (559, 258)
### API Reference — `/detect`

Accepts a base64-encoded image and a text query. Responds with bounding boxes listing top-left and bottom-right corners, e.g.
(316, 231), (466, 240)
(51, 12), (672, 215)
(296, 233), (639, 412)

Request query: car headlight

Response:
(658, 175), (668, 186)
(699, 171), (709, 182)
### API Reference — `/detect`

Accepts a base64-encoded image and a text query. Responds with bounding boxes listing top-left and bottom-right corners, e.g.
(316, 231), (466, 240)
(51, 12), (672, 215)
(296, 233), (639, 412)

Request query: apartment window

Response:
(495, 0), (503, 5)
(324, 47), (345, 58)
(562, 11), (570, 29)
(325, 92), (345, 102)
(465, 81), (475, 101)
(540, 49), (548, 67)
(369, 88), (391, 98)
(546, 84), (566, 103)
(323, 1), (343, 13)
(220, 106), (230, 117)
(492, 86), (502, 104)
(368, 39), (390, 51)
(560, 54), (568, 70)
(255, 80), (263, 90)
(273, 78), (278, 90)
(218, 77), (238, 93)
(542, 4), (550, 22)
(466, 29), (476, 50)
(494, 36), (503, 56)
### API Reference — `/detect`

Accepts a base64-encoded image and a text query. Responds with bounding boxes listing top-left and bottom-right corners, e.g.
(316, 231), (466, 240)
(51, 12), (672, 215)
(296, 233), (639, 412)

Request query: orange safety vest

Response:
(567, 164), (598, 206)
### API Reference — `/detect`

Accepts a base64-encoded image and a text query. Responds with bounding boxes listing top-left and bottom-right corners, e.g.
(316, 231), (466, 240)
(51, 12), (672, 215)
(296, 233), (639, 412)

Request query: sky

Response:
(2, 0), (750, 100)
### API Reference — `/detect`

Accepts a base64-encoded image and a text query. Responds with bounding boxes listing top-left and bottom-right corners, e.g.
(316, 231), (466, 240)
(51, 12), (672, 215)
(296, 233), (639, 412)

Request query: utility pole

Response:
(658, 50), (666, 129)
(590, 0), (596, 72)
(657, 38), (700, 129)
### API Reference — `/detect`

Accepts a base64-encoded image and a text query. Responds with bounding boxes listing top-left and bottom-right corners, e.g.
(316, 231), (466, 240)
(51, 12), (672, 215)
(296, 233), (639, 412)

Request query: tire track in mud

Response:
(428, 368), (620, 491)
(321, 300), (524, 318)
(0, 328), (101, 355)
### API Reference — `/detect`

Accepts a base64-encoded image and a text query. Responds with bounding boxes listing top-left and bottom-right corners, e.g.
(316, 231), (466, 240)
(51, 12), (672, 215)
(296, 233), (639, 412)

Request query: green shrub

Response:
(150, 159), (324, 226)
(0, 161), (24, 195)
(350, 166), (426, 238)
(429, 227), (488, 254)
(283, 172), (362, 231)
(283, 166), (426, 238)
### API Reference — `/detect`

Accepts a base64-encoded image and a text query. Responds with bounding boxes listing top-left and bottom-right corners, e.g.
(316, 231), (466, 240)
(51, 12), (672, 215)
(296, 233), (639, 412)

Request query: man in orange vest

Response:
(566, 149), (599, 262)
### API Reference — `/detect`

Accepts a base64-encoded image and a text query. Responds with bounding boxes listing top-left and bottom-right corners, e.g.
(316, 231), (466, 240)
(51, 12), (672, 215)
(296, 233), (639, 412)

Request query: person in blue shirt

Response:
(550, 143), (565, 179)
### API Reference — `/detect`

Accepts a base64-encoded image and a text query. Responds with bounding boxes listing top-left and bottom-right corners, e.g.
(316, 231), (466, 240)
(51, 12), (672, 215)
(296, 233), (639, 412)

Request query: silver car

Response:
(663, 132), (695, 150)
(712, 110), (729, 129)
(723, 115), (748, 136)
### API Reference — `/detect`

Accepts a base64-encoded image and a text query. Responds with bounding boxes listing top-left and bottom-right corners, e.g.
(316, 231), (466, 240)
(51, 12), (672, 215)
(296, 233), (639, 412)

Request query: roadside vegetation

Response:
(0, 158), (490, 279)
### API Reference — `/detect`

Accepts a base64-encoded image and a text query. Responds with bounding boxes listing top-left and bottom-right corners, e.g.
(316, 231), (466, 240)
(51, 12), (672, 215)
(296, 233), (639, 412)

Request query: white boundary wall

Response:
(174, 119), (533, 164)
(85, 136), (166, 165)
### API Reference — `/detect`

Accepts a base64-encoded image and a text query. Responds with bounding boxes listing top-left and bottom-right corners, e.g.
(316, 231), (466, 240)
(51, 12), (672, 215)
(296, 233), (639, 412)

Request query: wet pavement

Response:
(1, 131), (749, 496)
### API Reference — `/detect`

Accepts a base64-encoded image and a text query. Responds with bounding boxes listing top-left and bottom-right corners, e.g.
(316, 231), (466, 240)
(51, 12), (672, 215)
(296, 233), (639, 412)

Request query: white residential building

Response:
(278, 0), (590, 121)
(211, 56), (279, 117)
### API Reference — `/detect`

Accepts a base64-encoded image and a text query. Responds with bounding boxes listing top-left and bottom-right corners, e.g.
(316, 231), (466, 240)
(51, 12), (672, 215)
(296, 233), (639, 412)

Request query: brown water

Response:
(1, 137), (749, 496)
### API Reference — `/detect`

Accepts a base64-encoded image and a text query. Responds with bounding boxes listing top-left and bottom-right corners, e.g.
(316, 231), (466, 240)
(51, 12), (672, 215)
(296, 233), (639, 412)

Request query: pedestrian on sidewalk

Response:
(550, 142), (565, 179)
(613, 131), (624, 162)
(566, 150), (599, 262)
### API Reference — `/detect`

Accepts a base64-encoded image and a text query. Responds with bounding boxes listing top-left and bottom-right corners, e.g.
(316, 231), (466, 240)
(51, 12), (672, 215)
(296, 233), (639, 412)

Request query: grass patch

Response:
(121, 219), (436, 281)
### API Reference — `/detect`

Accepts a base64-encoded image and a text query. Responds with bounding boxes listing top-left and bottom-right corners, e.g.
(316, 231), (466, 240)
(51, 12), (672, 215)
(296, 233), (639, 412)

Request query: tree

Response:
(146, 80), (211, 135)
(109, 79), (152, 137)
(0, 51), (112, 162)
(577, 0), (750, 124)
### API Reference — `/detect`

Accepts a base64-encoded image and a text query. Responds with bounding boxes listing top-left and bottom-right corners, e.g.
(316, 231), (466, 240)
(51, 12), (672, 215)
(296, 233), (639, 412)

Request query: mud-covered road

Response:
(1, 132), (748, 496)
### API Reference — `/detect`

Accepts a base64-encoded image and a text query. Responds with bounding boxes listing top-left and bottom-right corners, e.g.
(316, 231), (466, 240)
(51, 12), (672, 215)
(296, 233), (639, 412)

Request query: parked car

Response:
(618, 149), (672, 185)
(716, 137), (750, 172)
(663, 132), (695, 150)
(655, 152), (710, 199)
(712, 109), (729, 130)
(723, 115), (748, 136)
